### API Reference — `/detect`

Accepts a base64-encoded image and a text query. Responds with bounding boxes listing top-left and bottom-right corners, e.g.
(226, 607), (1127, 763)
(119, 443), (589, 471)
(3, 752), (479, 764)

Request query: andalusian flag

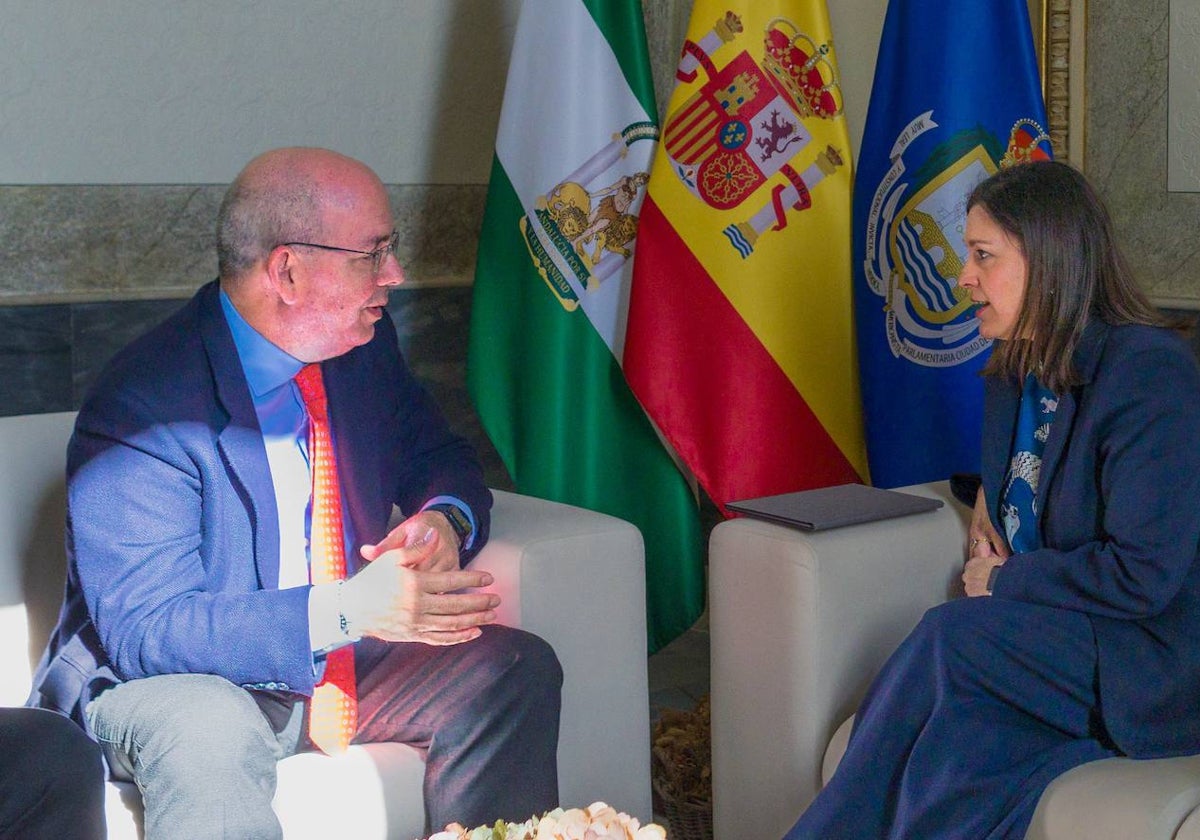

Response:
(854, 0), (1052, 488)
(467, 0), (703, 652)
(626, 3), (865, 511)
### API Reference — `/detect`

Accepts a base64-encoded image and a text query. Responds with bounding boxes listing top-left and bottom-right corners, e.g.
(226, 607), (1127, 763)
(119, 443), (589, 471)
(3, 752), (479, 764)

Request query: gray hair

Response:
(215, 163), (322, 280)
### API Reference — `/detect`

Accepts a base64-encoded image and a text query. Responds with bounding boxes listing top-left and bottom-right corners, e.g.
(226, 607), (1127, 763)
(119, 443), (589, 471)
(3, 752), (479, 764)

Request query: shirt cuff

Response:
(308, 582), (359, 664)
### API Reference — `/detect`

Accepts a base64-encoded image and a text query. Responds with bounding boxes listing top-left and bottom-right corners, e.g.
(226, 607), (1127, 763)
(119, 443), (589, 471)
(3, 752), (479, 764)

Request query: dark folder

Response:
(727, 483), (943, 532)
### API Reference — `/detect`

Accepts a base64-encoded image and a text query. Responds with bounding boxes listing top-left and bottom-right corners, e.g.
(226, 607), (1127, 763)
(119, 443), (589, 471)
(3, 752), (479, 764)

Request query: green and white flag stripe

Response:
(468, 0), (703, 652)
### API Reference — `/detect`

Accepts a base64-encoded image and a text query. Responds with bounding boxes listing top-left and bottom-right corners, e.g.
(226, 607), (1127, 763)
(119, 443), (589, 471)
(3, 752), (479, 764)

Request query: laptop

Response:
(727, 483), (944, 532)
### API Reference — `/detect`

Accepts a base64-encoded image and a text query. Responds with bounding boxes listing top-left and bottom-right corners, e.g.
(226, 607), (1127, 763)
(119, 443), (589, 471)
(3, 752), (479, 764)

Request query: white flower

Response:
(423, 804), (664, 840)
(425, 830), (464, 840)
(634, 826), (667, 840)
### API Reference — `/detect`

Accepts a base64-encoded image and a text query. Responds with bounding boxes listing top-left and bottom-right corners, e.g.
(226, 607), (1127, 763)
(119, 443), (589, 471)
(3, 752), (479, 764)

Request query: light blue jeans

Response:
(87, 673), (304, 840)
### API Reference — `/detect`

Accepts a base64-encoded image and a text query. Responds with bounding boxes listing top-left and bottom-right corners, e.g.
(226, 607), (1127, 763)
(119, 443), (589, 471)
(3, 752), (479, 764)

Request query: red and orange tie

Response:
(295, 363), (357, 755)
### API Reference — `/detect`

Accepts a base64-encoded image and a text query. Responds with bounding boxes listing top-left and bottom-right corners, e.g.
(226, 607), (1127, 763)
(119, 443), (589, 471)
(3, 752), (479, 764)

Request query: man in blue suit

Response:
(28, 147), (562, 838)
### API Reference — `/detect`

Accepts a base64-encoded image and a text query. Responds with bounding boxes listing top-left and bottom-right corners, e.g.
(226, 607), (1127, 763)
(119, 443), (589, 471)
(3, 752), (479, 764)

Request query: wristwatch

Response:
(986, 564), (1002, 594)
(427, 503), (472, 551)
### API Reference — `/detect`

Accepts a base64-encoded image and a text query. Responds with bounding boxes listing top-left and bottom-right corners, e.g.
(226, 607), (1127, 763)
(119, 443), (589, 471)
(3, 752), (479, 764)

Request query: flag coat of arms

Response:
(467, 0), (703, 652)
(626, 2), (865, 512)
(854, 0), (1053, 488)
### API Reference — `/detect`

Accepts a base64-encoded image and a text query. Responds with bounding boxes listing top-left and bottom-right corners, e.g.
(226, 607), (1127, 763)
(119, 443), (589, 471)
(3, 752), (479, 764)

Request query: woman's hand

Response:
(964, 486), (1010, 597)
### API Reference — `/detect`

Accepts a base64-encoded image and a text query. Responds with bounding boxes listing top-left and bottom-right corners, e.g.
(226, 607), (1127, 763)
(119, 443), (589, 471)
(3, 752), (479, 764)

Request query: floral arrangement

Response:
(425, 802), (667, 840)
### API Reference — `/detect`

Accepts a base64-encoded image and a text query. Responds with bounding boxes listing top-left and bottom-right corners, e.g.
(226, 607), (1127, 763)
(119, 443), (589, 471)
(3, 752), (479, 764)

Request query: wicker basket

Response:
(652, 695), (713, 839)
(651, 743), (713, 840)
(652, 772), (713, 840)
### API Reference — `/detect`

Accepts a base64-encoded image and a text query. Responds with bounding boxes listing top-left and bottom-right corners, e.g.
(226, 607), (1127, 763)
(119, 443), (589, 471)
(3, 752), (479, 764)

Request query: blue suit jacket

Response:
(983, 320), (1200, 757)
(29, 281), (491, 730)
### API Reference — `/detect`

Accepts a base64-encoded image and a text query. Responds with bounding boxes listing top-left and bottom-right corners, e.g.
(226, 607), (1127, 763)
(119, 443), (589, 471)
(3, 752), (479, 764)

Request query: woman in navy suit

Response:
(787, 161), (1200, 838)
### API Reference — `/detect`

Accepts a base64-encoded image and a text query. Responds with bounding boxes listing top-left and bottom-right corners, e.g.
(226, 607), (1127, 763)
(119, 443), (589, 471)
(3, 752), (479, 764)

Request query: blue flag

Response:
(853, 0), (1053, 488)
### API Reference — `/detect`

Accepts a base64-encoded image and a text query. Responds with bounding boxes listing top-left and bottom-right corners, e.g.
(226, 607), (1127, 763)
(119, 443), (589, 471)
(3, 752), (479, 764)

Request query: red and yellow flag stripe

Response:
(626, 0), (867, 510)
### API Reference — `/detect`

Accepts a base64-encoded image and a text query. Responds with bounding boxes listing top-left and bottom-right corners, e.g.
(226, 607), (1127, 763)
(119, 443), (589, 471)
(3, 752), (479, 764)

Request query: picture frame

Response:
(1031, 0), (1086, 165)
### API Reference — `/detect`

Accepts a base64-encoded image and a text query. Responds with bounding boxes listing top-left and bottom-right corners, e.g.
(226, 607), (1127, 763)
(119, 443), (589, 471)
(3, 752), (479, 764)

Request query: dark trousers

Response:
(353, 624), (563, 830)
(0, 707), (106, 840)
(786, 598), (1117, 840)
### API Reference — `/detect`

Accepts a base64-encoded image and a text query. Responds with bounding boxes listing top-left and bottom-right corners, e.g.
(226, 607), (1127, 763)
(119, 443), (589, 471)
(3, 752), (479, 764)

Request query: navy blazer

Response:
(29, 281), (491, 730)
(983, 320), (1200, 757)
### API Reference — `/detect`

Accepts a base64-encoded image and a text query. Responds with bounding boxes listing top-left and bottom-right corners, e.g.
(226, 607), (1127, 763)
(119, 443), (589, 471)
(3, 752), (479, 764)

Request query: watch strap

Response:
(986, 564), (1002, 594)
(427, 503), (472, 550)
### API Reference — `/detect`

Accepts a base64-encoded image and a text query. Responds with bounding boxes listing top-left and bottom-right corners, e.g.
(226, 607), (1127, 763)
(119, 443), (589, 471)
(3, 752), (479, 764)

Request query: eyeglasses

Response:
(281, 229), (399, 276)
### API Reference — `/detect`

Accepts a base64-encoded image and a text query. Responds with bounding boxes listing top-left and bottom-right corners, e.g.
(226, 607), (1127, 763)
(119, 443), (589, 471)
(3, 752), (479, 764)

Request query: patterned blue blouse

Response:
(1001, 373), (1059, 553)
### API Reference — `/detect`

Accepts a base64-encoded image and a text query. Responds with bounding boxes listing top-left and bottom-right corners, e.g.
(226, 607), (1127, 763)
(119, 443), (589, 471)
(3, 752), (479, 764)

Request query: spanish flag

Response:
(626, 2), (866, 511)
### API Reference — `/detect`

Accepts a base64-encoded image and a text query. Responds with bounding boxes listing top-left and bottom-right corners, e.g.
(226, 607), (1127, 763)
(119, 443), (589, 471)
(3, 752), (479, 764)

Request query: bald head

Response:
(216, 147), (384, 282)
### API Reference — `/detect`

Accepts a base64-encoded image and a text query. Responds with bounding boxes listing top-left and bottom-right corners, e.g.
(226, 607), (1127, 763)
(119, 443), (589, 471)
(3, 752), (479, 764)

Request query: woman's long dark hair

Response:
(967, 160), (1162, 392)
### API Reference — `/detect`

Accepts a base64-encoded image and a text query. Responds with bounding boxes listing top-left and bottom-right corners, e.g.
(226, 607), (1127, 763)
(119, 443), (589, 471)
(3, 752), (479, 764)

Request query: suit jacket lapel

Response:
(1035, 320), (1108, 531)
(982, 374), (1019, 528)
(197, 282), (283, 590)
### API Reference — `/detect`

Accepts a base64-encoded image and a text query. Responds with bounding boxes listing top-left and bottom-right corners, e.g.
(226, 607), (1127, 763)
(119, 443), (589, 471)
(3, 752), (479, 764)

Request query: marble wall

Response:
(0, 184), (487, 305)
(1167, 0), (1200, 192)
(1086, 0), (1200, 308)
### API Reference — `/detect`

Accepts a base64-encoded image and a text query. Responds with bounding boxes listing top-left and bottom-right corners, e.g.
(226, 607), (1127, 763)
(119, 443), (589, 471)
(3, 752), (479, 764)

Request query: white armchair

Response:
(708, 481), (1200, 840)
(0, 411), (652, 840)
